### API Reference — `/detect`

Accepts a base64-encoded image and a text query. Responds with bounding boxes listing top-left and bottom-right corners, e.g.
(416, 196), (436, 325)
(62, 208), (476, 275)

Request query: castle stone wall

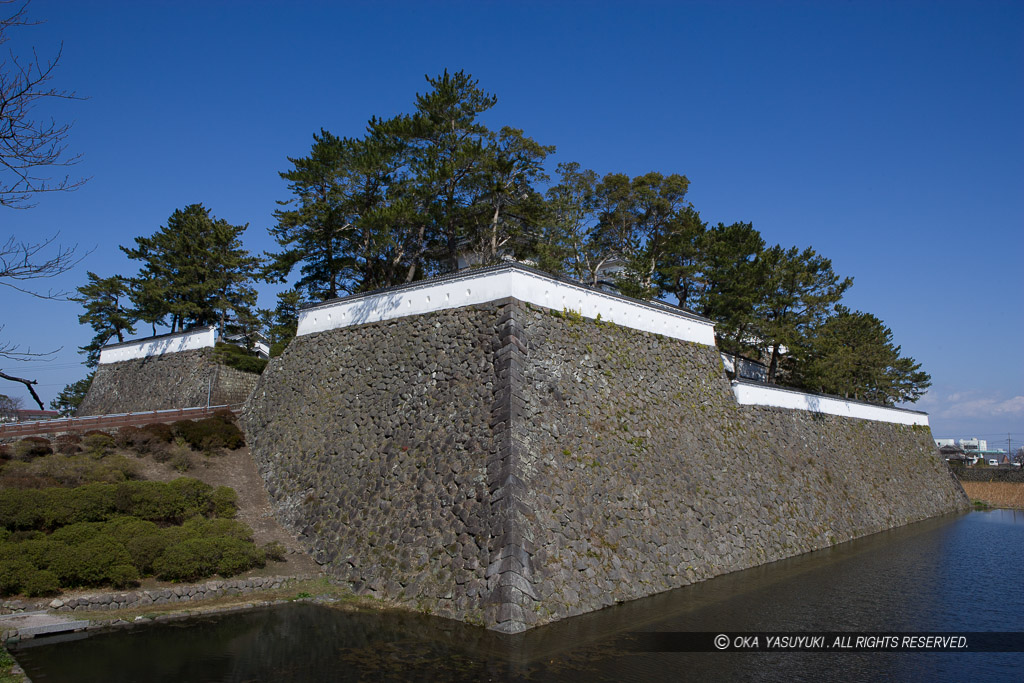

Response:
(243, 304), (503, 625)
(512, 303), (966, 629)
(242, 299), (968, 632)
(78, 348), (259, 416)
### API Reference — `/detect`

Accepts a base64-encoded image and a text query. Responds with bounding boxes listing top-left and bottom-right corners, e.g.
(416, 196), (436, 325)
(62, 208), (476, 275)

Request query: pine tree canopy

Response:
(72, 71), (930, 408)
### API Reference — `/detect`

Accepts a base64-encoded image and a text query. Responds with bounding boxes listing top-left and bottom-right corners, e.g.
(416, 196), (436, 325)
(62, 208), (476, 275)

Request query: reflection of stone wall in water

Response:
(77, 348), (259, 416)
(243, 299), (969, 633)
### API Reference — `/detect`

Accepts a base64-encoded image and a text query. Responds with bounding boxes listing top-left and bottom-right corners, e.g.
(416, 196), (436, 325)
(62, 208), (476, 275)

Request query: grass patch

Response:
(0, 647), (21, 683)
(962, 482), (1024, 510)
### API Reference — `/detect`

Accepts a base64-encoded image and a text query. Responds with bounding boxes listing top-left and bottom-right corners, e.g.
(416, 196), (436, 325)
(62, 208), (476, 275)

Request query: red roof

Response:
(14, 409), (60, 421)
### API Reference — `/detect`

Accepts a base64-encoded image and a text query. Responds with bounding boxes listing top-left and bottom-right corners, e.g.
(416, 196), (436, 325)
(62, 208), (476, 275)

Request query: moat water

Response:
(14, 509), (1024, 682)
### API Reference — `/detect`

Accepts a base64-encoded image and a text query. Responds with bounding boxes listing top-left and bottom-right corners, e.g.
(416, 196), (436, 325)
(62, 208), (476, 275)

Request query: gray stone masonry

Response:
(78, 347), (259, 416)
(242, 299), (969, 632)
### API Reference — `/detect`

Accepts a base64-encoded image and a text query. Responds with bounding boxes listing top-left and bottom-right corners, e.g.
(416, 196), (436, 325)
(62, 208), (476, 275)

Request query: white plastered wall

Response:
(298, 266), (718, 347)
(295, 266), (929, 427)
(731, 381), (929, 426)
(98, 327), (216, 364)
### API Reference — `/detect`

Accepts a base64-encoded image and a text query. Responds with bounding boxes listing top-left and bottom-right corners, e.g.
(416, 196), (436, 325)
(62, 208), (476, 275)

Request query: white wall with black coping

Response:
(242, 297), (969, 633)
(98, 327), (216, 364)
(77, 347), (259, 416)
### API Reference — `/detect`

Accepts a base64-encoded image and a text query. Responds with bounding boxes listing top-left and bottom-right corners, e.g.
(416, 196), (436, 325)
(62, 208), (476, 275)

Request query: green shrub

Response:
(124, 532), (170, 575)
(173, 417), (245, 452)
(55, 434), (82, 455)
(82, 433), (115, 457)
(0, 478), (237, 531)
(170, 450), (193, 472)
(108, 564), (140, 589)
(169, 478), (218, 517)
(213, 342), (268, 375)
(263, 541), (286, 561)
(47, 535), (132, 587)
(153, 538), (221, 582)
(211, 486), (238, 518)
(114, 425), (140, 450)
(0, 558), (33, 595)
(180, 516), (252, 542)
(140, 422), (175, 444)
(41, 484), (118, 529)
(112, 481), (190, 524)
(154, 535), (263, 582)
(49, 521), (105, 545)
(216, 538), (265, 576)
(0, 488), (45, 529)
(103, 516), (168, 574)
(13, 437), (52, 460)
(28, 453), (140, 487)
(22, 569), (60, 597)
(0, 480), (260, 595)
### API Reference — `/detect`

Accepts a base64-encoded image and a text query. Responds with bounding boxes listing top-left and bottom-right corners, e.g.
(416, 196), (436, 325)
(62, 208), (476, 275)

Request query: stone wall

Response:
(78, 348), (259, 416)
(244, 304), (502, 626)
(955, 467), (1024, 483)
(242, 299), (969, 633)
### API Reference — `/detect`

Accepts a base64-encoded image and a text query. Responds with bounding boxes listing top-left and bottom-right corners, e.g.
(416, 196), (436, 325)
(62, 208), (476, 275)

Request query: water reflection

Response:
(15, 510), (1024, 682)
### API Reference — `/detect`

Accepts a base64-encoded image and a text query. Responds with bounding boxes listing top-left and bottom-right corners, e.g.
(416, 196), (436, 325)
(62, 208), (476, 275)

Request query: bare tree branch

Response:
(0, 0), (87, 208)
(0, 232), (85, 298)
(0, 2), (86, 405)
(0, 323), (61, 360)
(0, 368), (43, 409)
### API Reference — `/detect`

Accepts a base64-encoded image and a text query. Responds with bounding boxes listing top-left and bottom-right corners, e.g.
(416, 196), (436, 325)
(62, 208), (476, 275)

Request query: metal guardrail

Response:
(0, 404), (244, 438)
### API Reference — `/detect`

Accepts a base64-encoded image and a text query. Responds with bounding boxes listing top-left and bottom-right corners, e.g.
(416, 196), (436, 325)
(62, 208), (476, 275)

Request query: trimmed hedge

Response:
(0, 478), (237, 531)
(0, 515), (265, 594)
(0, 479), (263, 596)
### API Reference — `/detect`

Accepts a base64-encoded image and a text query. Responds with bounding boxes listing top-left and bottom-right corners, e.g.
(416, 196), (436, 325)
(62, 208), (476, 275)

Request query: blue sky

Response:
(2, 1), (1021, 445)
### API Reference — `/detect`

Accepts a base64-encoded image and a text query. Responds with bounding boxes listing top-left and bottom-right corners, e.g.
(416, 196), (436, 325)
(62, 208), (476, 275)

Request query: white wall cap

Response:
(98, 327), (217, 364)
(297, 264), (717, 346)
(731, 380), (929, 426)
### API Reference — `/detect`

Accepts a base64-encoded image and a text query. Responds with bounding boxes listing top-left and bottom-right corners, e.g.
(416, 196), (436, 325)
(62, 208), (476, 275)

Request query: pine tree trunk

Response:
(768, 344), (781, 384)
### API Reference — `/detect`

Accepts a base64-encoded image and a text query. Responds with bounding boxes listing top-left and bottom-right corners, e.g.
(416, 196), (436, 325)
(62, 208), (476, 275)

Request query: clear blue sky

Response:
(3, 0), (1021, 445)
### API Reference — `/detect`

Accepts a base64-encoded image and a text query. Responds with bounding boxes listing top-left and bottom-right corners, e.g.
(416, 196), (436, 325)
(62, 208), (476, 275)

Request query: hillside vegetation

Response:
(0, 413), (284, 598)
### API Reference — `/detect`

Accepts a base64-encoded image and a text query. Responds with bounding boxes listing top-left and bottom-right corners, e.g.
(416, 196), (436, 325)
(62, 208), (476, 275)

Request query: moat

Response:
(13, 509), (1024, 682)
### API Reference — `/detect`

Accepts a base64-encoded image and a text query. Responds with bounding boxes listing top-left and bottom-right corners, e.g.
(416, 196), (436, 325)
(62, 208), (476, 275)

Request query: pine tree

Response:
(540, 162), (602, 282)
(260, 289), (305, 357)
(796, 306), (930, 405)
(74, 272), (136, 366)
(752, 245), (852, 383)
(122, 204), (261, 334)
(50, 373), (94, 416)
(697, 222), (766, 357)
(372, 70), (499, 273)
